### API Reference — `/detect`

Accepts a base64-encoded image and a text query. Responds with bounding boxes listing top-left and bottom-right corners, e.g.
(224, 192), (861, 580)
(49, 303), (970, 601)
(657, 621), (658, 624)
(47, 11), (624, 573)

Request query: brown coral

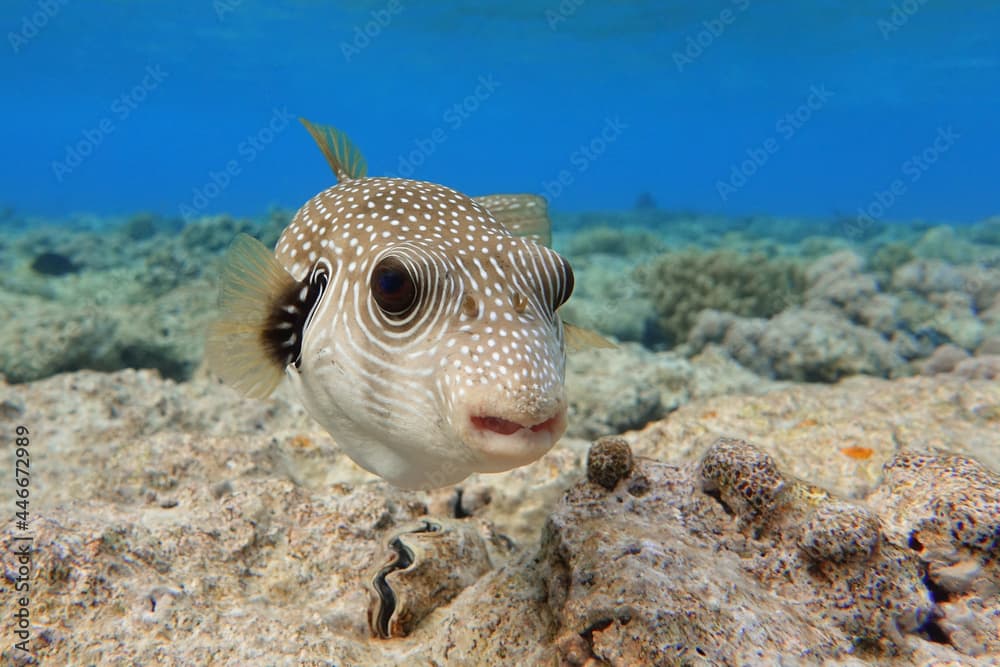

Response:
(874, 451), (1000, 554)
(699, 437), (787, 523)
(586, 436), (634, 490)
(799, 502), (882, 564)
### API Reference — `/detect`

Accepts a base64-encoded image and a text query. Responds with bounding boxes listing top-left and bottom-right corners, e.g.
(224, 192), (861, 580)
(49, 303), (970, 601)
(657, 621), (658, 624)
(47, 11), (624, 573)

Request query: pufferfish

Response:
(206, 119), (608, 490)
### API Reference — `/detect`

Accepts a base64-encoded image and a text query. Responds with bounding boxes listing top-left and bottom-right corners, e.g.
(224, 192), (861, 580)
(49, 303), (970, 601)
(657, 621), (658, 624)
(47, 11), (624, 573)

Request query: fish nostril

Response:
(511, 292), (528, 314)
(461, 294), (479, 318)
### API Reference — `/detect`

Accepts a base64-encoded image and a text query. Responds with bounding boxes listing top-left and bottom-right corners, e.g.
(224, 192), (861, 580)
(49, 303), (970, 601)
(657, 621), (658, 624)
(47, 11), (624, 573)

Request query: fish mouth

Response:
(469, 414), (563, 436)
(463, 406), (567, 473)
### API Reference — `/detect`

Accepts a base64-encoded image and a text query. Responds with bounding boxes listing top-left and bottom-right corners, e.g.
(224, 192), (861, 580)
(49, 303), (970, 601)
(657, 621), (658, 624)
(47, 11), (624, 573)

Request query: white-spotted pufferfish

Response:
(207, 119), (608, 489)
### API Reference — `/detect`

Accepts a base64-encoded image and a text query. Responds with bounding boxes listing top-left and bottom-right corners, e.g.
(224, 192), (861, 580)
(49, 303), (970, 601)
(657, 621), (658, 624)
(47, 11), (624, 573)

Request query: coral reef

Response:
(921, 343), (971, 375)
(867, 240), (916, 278)
(0, 282), (213, 383)
(565, 343), (777, 439)
(555, 254), (658, 343)
(540, 451), (847, 665)
(561, 224), (666, 258)
(630, 371), (999, 500)
(0, 210), (294, 384)
(2, 208), (1000, 664)
(138, 211), (287, 296)
(868, 452), (1000, 656)
(689, 307), (905, 381)
(636, 249), (806, 345)
(805, 251), (900, 334)
(687, 250), (1000, 381)
(969, 216), (1000, 245)
(950, 354), (1000, 379)
(2, 209), (999, 389)
(1, 368), (996, 664)
(694, 438), (935, 654)
(893, 258), (1000, 351)
(912, 226), (983, 264)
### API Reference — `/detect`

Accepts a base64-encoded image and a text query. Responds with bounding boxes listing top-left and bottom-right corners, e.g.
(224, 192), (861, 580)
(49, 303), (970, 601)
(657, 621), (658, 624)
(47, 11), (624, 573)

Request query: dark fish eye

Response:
(371, 256), (417, 317)
(554, 255), (574, 309)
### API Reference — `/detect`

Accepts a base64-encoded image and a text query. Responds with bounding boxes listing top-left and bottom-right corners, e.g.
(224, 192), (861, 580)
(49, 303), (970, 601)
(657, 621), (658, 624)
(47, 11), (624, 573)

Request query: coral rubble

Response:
(1, 369), (997, 664)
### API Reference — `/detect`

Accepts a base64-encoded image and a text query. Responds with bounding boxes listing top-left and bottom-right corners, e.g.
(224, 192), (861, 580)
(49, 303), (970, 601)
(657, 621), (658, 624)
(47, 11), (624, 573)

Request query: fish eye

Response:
(371, 256), (417, 318)
(554, 255), (574, 309)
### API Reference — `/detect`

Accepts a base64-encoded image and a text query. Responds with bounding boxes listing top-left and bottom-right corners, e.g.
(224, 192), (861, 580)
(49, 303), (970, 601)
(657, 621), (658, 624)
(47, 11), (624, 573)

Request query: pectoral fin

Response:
(206, 234), (327, 399)
(563, 322), (617, 351)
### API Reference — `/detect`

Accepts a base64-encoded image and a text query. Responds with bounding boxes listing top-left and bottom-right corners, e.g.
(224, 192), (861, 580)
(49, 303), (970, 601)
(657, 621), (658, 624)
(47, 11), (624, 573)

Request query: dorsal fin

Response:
(474, 194), (552, 247)
(299, 117), (367, 183)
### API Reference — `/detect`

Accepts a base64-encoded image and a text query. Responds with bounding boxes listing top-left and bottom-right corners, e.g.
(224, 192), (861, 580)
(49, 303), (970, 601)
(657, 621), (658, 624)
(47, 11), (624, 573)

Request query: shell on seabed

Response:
(367, 518), (512, 639)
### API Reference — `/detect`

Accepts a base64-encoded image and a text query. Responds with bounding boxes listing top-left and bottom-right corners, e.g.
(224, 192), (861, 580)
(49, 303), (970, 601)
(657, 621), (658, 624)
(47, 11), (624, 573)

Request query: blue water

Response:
(3, 1), (998, 223)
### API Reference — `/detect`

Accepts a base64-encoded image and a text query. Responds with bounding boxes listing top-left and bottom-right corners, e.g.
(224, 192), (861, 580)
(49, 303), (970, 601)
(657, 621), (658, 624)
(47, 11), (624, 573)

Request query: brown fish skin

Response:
(208, 121), (578, 489)
(275, 176), (572, 489)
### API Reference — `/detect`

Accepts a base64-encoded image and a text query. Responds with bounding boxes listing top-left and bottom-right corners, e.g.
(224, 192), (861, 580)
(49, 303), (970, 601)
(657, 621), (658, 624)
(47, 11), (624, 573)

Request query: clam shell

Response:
(367, 518), (507, 638)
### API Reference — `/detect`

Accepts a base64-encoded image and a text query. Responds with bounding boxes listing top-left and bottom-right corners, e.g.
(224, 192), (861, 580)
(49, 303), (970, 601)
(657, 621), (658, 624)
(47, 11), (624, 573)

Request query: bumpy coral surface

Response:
(868, 452), (1000, 657)
(799, 502), (881, 563)
(873, 452), (1000, 552)
(637, 249), (806, 345)
(2, 370), (997, 665)
(698, 436), (788, 523)
(586, 435), (633, 489)
(565, 342), (774, 440)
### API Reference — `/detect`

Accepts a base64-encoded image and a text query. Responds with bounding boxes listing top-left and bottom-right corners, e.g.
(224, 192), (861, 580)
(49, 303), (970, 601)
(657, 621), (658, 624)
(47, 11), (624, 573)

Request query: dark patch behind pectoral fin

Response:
(474, 194), (551, 247)
(206, 233), (325, 399)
